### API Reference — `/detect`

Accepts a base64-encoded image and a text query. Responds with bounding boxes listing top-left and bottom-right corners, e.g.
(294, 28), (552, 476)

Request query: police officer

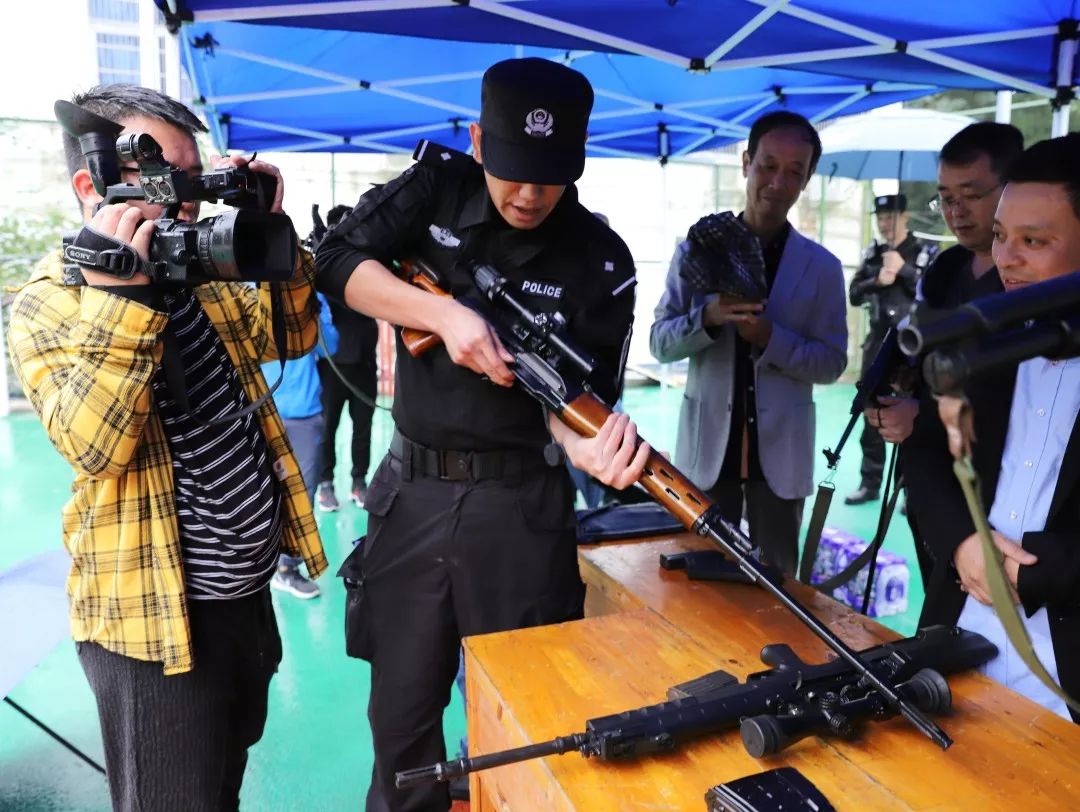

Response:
(845, 193), (932, 505)
(316, 58), (647, 812)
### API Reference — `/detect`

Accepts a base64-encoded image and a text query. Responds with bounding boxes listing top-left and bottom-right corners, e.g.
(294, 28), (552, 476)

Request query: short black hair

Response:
(326, 204), (351, 227)
(62, 84), (207, 178)
(747, 111), (822, 178)
(1005, 134), (1080, 221)
(939, 122), (1024, 181)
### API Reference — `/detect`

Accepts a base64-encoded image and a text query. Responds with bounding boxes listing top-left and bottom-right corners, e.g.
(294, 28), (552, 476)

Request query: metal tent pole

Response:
(1051, 23), (1078, 137)
(995, 90), (1014, 123)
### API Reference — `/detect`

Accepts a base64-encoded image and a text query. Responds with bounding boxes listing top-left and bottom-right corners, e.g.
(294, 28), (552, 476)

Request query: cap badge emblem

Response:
(524, 109), (554, 138)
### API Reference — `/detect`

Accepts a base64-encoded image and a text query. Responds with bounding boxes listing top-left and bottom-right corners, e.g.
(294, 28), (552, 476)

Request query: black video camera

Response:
(55, 99), (297, 286)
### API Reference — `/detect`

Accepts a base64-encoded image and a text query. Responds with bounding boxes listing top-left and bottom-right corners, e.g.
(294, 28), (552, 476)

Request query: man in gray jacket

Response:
(650, 111), (847, 574)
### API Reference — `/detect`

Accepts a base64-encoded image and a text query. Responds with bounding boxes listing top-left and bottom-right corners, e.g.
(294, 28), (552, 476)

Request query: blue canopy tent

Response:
(158, 0), (1078, 156)
(169, 21), (937, 158)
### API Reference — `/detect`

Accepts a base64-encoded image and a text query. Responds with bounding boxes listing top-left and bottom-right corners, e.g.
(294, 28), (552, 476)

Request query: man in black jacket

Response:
(860, 123), (1022, 584)
(316, 58), (646, 811)
(845, 194), (930, 505)
(918, 134), (1080, 722)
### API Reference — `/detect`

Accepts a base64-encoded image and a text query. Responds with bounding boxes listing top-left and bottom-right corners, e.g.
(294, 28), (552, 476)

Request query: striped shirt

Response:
(152, 290), (282, 599)
(8, 250), (327, 674)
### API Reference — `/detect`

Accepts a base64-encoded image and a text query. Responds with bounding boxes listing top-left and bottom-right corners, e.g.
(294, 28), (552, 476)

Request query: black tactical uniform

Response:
(847, 197), (933, 498)
(316, 59), (635, 812)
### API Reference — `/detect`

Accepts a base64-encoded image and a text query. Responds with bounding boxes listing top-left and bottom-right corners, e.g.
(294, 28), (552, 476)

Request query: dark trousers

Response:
(707, 479), (804, 575)
(350, 453), (583, 812)
(77, 589), (282, 812)
(858, 334), (887, 491)
(318, 358), (377, 485)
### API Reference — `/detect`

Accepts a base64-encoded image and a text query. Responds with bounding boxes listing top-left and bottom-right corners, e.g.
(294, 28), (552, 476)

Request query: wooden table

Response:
(462, 534), (1080, 811)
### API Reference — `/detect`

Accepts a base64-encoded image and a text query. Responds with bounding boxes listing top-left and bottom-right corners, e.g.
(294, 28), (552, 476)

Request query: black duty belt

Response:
(390, 429), (546, 483)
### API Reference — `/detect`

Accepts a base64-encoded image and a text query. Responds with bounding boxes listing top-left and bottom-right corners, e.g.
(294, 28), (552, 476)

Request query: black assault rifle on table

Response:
(396, 626), (995, 787)
(389, 257), (976, 784)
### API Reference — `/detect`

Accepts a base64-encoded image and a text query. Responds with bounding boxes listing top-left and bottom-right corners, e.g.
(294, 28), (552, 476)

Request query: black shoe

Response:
(844, 487), (879, 506)
(899, 497), (908, 516)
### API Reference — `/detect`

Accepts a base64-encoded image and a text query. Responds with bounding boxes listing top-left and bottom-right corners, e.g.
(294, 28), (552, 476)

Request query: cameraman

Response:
(7, 85), (327, 809)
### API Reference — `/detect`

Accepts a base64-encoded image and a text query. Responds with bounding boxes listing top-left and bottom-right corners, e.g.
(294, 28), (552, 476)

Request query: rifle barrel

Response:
(395, 734), (588, 788)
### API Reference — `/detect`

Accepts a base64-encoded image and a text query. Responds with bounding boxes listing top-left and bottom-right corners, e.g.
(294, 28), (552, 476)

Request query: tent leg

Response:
(4, 697), (106, 775)
(995, 91), (1013, 123)
(1052, 29), (1077, 138)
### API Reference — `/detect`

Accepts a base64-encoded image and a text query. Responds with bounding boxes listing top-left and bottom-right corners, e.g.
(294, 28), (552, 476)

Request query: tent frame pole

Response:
(1052, 27), (1078, 137)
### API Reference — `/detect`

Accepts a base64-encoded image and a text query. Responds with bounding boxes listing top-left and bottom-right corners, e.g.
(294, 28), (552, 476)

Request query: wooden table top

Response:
(460, 534), (1080, 811)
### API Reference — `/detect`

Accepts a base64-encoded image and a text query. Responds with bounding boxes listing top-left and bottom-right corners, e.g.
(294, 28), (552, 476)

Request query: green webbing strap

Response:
(798, 480), (834, 584)
(812, 446), (900, 598)
(953, 456), (1080, 715)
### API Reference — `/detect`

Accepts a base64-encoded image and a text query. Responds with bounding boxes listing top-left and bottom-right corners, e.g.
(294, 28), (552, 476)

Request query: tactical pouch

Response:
(338, 536), (372, 660)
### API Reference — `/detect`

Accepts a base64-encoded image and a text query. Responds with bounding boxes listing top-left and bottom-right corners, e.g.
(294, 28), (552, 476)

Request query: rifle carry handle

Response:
(395, 259), (448, 357)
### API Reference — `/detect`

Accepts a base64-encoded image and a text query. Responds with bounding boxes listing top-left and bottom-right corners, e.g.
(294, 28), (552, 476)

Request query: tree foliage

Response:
(0, 206), (79, 293)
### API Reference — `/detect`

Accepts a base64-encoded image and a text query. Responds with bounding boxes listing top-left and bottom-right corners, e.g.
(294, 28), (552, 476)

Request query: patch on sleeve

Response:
(428, 225), (461, 248)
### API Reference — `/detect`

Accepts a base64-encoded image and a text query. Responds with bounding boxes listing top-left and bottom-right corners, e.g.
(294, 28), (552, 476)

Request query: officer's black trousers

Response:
(857, 334), (887, 491)
(353, 453), (584, 812)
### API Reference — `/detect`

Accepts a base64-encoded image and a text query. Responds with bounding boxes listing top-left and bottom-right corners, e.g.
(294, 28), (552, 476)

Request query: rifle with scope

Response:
(397, 626), (995, 788)
(389, 257), (967, 763)
(899, 271), (1080, 395)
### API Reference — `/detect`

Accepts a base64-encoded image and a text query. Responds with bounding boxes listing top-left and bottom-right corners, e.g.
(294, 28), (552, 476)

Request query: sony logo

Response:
(64, 246), (97, 264)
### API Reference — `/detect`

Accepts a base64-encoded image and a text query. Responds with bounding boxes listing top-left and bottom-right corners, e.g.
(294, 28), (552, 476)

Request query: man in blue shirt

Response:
(262, 294), (339, 598)
(919, 134), (1080, 721)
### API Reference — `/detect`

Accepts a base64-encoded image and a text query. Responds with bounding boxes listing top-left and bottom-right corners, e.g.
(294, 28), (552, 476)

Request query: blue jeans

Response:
(278, 413), (324, 569)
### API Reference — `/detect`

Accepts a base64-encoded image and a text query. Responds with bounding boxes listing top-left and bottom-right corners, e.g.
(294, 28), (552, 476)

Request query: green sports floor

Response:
(0, 382), (923, 810)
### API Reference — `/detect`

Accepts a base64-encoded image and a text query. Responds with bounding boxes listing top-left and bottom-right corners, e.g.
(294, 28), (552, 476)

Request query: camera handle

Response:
(159, 283), (288, 428)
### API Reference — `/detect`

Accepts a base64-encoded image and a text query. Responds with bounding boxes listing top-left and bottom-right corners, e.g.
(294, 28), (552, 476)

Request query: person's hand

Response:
(877, 250), (903, 284)
(702, 296), (764, 329)
(865, 396), (919, 444)
(80, 204), (154, 287)
(736, 313), (772, 348)
(434, 299), (514, 386)
(212, 153), (286, 214)
(953, 530), (1037, 606)
(562, 413), (650, 489)
(938, 394), (974, 459)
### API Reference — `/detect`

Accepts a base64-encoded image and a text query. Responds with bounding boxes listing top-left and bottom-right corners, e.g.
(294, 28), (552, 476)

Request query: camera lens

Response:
(195, 209), (297, 282)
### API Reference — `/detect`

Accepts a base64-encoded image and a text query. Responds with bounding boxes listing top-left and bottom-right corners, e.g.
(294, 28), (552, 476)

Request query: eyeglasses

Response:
(929, 183), (1002, 214)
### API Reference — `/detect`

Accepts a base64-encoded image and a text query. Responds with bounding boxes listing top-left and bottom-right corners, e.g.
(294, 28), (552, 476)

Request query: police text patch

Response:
(520, 279), (565, 300)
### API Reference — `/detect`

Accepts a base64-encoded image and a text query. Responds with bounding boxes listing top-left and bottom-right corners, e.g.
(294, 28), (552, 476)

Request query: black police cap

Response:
(873, 193), (907, 213)
(479, 57), (593, 186)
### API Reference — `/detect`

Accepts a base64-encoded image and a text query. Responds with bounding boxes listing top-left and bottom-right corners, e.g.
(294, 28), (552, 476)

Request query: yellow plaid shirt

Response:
(8, 250), (328, 674)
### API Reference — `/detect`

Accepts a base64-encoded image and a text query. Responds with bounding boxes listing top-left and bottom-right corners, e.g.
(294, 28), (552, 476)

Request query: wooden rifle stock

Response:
(396, 259), (448, 357)
(395, 255), (712, 530)
(559, 391), (712, 530)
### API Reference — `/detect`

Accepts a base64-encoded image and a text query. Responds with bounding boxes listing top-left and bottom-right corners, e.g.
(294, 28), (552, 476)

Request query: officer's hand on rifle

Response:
(877, 250), (903, 285)
(81, 204), (155, 288)
(555, 412), (650, 489)
(866, 396), (918, 444)
(953, 530), (1036, 606)
(434, 298), (515, 387)
(702, 296), (764, 329)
